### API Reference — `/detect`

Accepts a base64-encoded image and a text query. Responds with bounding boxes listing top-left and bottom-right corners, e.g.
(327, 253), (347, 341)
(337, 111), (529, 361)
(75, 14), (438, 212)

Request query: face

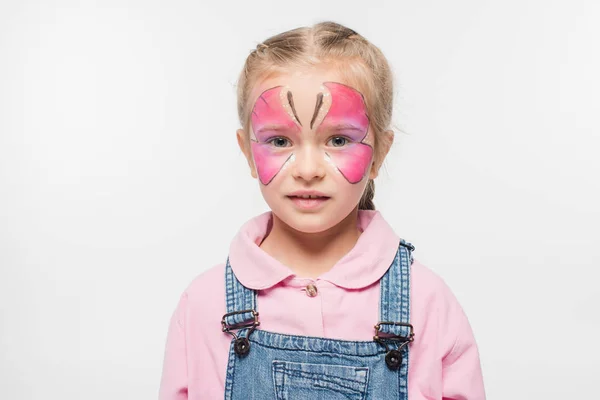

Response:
(238, 65), (385, 233)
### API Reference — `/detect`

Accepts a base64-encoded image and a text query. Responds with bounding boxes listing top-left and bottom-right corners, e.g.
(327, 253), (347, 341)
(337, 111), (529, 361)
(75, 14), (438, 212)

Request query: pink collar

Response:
(228, 210), (401, 290)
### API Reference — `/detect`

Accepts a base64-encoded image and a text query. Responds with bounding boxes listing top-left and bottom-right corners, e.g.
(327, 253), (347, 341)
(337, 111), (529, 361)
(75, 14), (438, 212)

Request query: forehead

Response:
(248, 65), (366, 109)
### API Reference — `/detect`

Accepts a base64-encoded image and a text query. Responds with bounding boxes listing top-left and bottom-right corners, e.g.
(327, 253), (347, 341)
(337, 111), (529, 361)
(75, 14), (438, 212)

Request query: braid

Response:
(359, 179), (376, 210)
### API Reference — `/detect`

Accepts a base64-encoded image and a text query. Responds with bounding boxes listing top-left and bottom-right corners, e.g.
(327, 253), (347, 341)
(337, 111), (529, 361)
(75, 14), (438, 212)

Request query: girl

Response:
(159, 21), (485, 400)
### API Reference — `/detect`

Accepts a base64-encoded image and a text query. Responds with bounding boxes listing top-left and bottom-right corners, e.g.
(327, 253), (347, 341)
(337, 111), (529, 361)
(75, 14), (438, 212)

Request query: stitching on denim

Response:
(249, 329), (385, 346)
(360, 366), (370, 400)
(248, 331), (385, 352)
(249, 338), (385, 357)
(275, 367), (369, 394)
(224, 339), (237, 400)
(274, 360), (369, 385)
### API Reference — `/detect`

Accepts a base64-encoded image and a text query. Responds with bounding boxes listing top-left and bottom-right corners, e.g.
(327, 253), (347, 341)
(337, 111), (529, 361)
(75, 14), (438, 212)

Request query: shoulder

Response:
(411, 258), (453, 298)
(410, 258), (475, 358)
(179, 263), (227, 312)
(410, 258), (467, 324)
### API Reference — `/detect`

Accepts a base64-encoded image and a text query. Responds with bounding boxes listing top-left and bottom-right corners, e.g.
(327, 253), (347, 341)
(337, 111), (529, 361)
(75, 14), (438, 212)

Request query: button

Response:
(305, 283), (318, 297)
(385, 350), (402, 370)
(234, 337), (250, 356)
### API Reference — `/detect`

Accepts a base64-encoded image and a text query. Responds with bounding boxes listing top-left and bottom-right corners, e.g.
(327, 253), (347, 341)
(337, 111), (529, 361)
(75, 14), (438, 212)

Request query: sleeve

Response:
(158, 292), (189, 400)
(440, 284), (486, 400)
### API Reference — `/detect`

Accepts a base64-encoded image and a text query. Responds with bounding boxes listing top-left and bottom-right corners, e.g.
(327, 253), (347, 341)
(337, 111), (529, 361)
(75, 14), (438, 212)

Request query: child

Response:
(159, 21), (485, 399)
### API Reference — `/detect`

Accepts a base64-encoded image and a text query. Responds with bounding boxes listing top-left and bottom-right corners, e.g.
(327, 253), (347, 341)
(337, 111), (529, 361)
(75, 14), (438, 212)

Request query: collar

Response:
(228, 210), (401, 290)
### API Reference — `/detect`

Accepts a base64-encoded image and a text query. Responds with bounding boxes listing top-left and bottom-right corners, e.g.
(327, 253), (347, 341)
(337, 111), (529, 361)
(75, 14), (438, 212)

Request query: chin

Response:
(290, 217), (336, 233)
(272, 208), (348, 234)
(286, 217), (334, 234)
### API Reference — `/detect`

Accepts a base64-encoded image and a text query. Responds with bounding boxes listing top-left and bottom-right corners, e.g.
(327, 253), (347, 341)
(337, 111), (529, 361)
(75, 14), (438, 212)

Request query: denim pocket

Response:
(272, 360), (369, 400)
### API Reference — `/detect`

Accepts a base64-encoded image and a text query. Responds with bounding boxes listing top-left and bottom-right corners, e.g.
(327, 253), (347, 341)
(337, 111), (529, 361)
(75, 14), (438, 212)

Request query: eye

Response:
(266, 137), (292, 148)
(327, 136), (350, 147)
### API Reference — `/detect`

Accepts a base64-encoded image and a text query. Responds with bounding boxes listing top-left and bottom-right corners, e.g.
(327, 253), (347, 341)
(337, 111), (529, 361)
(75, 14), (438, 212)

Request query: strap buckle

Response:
(373, 321), (415, 344)
(221, 309), (260, 357)
(221, 309), (260, 332)
(374, 321), (415, 370)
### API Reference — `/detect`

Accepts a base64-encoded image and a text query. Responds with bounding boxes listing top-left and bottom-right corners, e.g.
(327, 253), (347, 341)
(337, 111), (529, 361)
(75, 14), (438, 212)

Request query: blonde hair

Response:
(237, 21), (394, 210)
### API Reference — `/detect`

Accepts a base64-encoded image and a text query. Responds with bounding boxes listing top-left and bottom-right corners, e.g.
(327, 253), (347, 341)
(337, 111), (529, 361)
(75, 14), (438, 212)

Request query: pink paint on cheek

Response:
(250, 142), (293, 185)
(328, 143), (373, 184)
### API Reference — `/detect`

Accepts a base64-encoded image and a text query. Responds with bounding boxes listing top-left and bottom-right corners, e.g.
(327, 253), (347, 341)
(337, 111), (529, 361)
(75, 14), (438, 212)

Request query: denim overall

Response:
(221, 239), (415, 400)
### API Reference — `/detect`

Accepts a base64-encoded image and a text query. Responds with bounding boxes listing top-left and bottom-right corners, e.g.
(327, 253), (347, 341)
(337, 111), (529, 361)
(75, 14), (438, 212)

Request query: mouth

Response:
(286, 194), (331, 210)
(288, 194), (330, 199)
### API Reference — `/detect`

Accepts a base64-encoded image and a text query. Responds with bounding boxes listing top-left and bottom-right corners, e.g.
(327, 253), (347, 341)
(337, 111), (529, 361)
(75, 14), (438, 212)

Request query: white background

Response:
(1, 0), (598, 398)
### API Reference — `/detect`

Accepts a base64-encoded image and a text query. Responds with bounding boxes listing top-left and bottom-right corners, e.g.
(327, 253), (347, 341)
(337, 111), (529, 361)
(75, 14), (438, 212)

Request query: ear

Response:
(237, 129), (258, 179)
(369, 129), (394, 180)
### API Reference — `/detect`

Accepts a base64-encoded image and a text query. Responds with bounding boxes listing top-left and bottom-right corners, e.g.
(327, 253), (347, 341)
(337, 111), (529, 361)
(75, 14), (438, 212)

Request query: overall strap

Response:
(379, 239), (415, 337)
(375, 240), (414, 400)
(377, 238), (415, 339)
(223, 257), (257, 327)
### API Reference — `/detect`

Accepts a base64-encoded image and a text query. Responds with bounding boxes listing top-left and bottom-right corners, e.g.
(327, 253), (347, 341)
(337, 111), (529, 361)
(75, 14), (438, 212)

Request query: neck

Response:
(259, 208), (363, 279)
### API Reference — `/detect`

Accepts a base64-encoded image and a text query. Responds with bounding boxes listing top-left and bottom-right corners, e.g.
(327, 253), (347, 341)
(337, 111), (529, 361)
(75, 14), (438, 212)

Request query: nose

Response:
(291, 145), (326, 182)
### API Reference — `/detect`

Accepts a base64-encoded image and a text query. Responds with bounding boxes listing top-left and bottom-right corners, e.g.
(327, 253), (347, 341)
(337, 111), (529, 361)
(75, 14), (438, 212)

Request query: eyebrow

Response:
(287, 91), (303, 126)
(310, 92), (324, 129)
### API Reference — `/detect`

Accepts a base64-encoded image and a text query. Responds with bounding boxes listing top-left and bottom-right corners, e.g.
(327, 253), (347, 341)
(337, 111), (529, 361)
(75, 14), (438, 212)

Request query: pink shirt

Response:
(159, 210), (485, 399)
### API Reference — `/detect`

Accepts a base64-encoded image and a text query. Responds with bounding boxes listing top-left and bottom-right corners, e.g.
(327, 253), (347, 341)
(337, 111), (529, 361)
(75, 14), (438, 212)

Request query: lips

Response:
(287, 195), (330, 199)
(287, 193), (331, 210)
(287, 191), (330, 199)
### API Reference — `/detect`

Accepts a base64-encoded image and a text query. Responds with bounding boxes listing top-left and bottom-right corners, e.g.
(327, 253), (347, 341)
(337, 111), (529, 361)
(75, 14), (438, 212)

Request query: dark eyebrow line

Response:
(310, 92), (324, 129)
(287, 91), (303, 126)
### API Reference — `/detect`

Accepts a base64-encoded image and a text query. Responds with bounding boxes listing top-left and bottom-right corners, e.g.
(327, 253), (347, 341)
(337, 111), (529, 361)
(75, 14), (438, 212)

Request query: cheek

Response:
(326, 143), (373, 184)
(250, 142), (293, 185)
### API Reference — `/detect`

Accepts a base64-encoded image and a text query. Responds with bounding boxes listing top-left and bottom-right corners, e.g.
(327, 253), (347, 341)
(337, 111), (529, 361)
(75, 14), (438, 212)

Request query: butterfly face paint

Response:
(250, 86), (301, 185)
(249, 82), (372, 185)
(314, 82), (373, 184)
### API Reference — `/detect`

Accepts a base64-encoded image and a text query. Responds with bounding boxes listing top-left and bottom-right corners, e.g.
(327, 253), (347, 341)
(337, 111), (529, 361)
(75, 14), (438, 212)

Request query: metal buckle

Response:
(374, 321), (415, 370)
(221, 309), (260, 333)
(373, 321), (415, 352)
(373, 321), (414, 343)
(221, 309), (260, 357)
